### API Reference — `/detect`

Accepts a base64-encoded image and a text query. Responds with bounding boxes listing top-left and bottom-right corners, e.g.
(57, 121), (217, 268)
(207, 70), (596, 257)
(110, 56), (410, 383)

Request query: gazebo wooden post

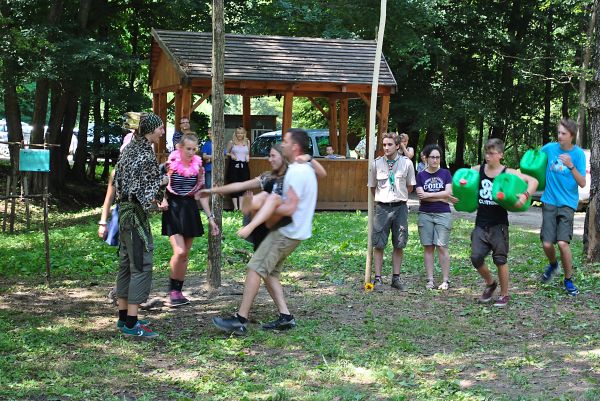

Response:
(365, 102), (370, 158)
(242, 94), (251, 138)
(328, 97), (338, 150)
(282, 91), (294, 134)
(157, 92), (168, 159)
(339, 97), (349, 156)
(376, 94), (390, 155)
(181, 86), (192, 120)
(174, 89), (183, 127)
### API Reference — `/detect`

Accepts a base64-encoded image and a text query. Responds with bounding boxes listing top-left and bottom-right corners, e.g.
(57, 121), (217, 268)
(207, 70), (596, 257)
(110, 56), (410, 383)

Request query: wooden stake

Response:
(43, 174), (51, 284)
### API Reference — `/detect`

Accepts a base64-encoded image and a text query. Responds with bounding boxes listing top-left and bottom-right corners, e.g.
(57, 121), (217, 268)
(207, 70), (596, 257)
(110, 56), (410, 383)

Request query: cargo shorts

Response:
(541, 203), (575, 244)
(372, 202), (409, 249)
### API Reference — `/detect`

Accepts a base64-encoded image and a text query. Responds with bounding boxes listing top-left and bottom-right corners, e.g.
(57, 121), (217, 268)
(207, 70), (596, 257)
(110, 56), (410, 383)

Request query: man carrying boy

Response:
(368, 132), (416, 291)
(212, 129), (318, 335)
(468, 138), (538, 307)
(539, 118), (586, 296)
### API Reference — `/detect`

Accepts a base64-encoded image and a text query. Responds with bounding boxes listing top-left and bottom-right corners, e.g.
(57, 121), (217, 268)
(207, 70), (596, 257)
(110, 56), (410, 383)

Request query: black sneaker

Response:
(478, 281), (498, 303)
(261, 315), (296, 331)
(391, 277), (407, 291)
(212, 316), (247, 336)
(373, 276), (384, 292)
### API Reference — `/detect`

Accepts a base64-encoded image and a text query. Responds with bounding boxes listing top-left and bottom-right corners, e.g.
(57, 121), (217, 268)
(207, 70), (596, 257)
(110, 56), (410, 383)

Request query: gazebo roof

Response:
(150, 29), (397, 93)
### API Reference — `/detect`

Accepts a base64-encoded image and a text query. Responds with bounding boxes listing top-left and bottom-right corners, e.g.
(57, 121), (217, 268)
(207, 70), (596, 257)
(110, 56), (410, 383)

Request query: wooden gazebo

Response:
(149, 29), (397, 210)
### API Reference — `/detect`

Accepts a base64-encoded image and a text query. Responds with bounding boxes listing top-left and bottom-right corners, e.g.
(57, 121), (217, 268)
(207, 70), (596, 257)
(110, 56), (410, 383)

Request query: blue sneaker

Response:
(541, 263), (559, 283)
(121, 322), (159, 338)
(116, 319), (150, 330)
(564, 279), (579, 296)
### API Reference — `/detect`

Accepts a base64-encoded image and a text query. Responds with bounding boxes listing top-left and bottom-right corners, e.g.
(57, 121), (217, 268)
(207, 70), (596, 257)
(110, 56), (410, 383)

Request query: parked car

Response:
(250, 129), (350, 158)
(84, 123), (125, 160)
(532, 148), (590, 212)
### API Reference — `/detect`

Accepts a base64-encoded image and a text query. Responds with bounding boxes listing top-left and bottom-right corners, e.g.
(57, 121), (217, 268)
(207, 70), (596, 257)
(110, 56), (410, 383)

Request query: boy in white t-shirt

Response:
(212, 129), (319, 335)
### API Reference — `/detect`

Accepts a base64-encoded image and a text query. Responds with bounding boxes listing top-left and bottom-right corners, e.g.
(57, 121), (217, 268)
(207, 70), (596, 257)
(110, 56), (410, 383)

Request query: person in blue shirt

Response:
(540, 118), (586, 296)
(201, 129), (213, 188)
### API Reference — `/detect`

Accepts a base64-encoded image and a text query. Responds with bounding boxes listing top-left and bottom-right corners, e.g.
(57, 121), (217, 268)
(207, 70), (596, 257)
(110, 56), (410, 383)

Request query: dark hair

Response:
(287, 128), (310, 153)
(422, 144), (442, 158)
(559, 118), (577, 137)
(485, 138), (504, 153)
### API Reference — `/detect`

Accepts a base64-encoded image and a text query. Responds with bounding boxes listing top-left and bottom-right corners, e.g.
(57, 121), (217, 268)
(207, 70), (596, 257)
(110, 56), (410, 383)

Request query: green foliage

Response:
(0, 208), (598, 399)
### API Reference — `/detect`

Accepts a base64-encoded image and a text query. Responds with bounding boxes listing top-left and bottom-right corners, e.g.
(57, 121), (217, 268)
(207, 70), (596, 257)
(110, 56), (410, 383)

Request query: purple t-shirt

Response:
(416, 168), (452, 213)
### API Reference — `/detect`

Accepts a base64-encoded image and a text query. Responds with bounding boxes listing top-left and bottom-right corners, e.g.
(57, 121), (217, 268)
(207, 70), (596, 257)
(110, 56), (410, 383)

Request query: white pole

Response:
(365, 0), (387, 288)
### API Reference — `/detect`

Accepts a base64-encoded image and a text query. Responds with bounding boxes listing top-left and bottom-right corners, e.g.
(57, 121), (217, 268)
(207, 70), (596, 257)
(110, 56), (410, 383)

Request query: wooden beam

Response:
(377, 95), (390, 156)
(307, 97), (329, 120)
(282, 91), (294, 135)
(157, 92), (168, 162)
(328, 97), (338, 150)
(181, 87), (192, 120)
(357, 93), (381, 119)
(243, 95), (251, 133)
(167, 97), (175, 108)
(365, 103), (370, 159)
(191, 90), (211, 112)
(339, 97), (348, 156)
(174, 90), (183, 130)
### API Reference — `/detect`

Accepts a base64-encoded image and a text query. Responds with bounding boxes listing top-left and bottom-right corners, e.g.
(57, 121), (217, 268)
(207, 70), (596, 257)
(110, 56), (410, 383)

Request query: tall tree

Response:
(584, 0), (600, 262)
(208, 0), (225, 289)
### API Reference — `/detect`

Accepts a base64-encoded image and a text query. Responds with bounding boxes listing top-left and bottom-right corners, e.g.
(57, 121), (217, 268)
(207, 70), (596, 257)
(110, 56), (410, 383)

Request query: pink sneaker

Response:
(493, 295), (509, 308)
(169, 290), (190, 307)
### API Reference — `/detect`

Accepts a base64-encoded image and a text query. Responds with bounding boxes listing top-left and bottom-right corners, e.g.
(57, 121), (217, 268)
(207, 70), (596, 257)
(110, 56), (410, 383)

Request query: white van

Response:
(250, 129), (350, 158)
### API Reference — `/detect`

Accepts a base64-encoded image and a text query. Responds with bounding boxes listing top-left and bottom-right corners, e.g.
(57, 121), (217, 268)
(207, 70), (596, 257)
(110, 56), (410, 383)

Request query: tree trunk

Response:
(86, 80), (102, 180)
(61, 89), (79, 178)
(454, 116), (466, 169)
(477, 116), (484, 165)
(47, 81), (69, 191)
(2, 64), (24, 172)
(542, 7), (553, 145)
(584, 1), (600, 262)
(437, 131), (447, 169)
(562, 83), (570, 119)
(72, 81), (90, 180)
(101, 100), (111, 180)
(578, 2), (597, 148)
(207, 0), (225, 289)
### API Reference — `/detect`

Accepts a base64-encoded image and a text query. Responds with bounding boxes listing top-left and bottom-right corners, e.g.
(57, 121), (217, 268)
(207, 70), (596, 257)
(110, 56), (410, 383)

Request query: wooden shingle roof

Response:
(151, 29), (396, 91)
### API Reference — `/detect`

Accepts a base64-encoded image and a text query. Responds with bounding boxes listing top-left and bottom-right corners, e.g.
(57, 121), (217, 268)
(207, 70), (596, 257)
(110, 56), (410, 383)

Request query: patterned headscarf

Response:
(138, 112), (163, 137)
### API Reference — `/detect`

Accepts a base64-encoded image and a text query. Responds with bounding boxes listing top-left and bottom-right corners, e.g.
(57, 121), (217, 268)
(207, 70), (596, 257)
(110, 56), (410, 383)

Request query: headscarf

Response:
(137, 112), (163, 137)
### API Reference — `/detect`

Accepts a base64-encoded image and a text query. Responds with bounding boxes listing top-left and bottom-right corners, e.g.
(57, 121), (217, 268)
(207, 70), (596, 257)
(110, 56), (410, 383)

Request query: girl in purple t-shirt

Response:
(415, 144), (453, 290)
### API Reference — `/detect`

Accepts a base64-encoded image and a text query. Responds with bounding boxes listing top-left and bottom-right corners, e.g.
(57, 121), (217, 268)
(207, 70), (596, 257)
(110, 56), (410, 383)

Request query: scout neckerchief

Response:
(386, 154), (399, 191)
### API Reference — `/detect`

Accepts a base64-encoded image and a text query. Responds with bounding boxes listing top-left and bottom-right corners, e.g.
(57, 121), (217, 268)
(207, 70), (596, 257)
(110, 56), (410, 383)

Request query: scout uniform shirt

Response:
(368, 154), (416, 202)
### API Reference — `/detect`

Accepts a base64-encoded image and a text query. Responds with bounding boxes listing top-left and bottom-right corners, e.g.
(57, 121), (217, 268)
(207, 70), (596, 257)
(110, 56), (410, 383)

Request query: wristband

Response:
(307, 155), (313, 162)
(98, 221), (107, 226)
(522, 191), (530, 200)
(568, 165), (574, 171)
(207, 213), (215, 219)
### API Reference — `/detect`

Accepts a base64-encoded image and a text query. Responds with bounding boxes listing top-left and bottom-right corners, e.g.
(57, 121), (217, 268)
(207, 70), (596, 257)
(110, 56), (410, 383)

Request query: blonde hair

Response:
(178, 133), (199, 147)
(399, 133), (409, 142)
(233, 127), (248, 145)
(382, 132), (400, 145)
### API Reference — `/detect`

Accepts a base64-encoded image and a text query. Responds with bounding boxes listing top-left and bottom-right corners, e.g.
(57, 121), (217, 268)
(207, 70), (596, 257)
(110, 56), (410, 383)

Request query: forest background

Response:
(1, 0), (596, 190)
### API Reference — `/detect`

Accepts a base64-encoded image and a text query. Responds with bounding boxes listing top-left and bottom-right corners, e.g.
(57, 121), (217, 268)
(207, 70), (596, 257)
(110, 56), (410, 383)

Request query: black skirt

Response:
(161, 195), (204, 237)
(226, 160), (250, 198)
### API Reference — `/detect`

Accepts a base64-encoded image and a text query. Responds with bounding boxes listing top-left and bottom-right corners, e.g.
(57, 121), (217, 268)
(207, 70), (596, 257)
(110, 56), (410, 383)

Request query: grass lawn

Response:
(0, 207), (599, 400)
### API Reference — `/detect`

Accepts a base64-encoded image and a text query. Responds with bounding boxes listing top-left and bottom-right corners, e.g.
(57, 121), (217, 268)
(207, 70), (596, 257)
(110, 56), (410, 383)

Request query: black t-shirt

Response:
(475, 164), (509, 228)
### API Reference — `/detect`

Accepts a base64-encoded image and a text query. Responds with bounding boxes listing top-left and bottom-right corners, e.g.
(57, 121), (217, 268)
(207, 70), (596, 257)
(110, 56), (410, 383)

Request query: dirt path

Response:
(407, 196), (585, 237)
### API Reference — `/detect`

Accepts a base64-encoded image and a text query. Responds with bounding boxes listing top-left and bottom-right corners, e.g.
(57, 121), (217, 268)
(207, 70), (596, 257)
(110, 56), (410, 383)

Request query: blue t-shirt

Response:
(541, 142), (585, 210)
(201, 140), (212, 172)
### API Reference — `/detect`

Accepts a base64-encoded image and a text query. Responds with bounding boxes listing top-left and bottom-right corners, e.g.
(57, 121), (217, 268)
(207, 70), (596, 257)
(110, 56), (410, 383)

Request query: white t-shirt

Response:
(279, 162), (318, 240)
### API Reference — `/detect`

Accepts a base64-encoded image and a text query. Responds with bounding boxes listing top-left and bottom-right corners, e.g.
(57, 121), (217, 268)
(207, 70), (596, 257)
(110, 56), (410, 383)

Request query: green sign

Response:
(19, 149), (50, 172)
